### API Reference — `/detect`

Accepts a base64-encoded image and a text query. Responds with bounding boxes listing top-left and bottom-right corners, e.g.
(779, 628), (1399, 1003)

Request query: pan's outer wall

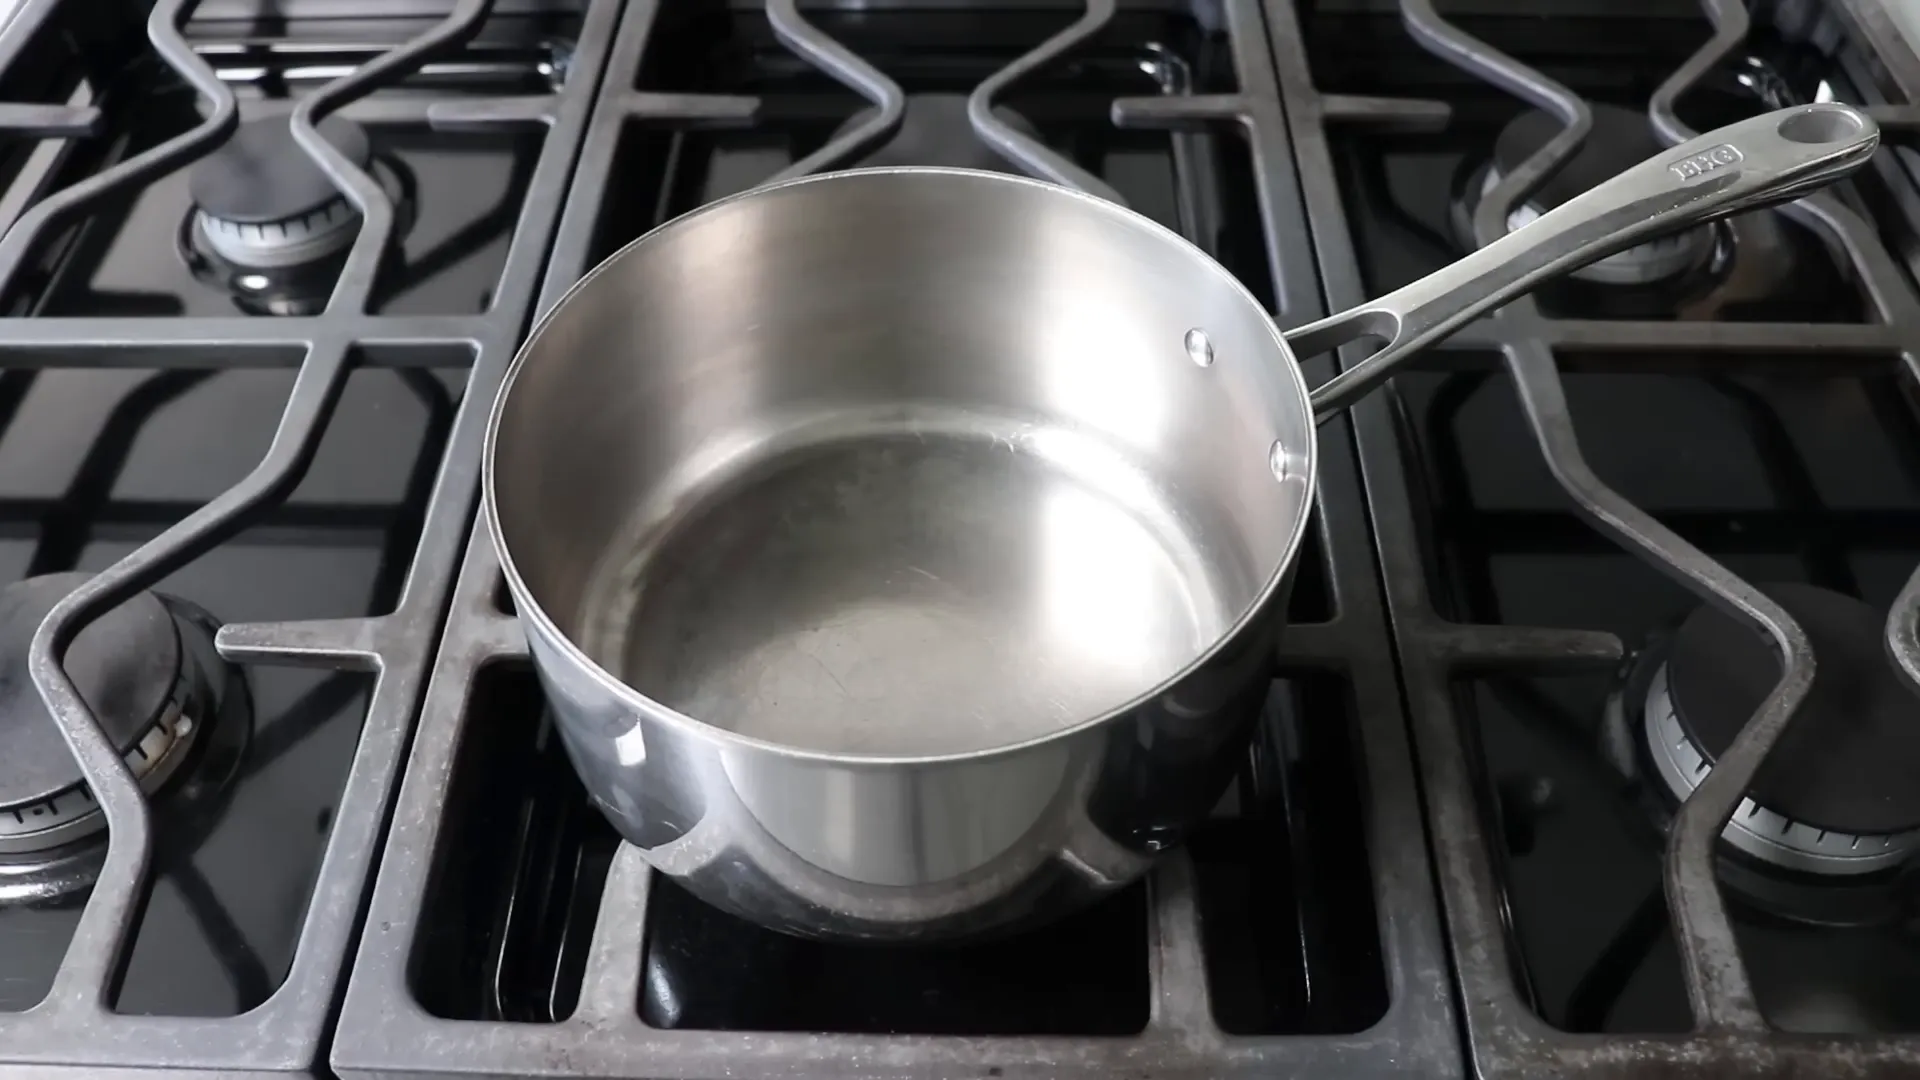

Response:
(485, 168), (1318, 941)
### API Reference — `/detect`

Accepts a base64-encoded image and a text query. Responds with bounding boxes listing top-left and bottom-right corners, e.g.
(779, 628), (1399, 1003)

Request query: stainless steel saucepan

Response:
(485, 104), (1876, 941)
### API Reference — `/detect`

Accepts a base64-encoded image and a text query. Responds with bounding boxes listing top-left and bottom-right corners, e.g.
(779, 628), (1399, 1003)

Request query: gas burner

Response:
(0, 573), (249, 904)
(835, 94), (1042, 173)
(1453, 104), (1723, 286)
(1641, 584), (1920, 879)
(189, 116), (370, 269)
(179, 116), (413, 315)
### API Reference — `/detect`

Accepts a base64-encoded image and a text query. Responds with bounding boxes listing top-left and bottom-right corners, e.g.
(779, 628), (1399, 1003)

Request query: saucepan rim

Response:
(481, 165), (1320, 768)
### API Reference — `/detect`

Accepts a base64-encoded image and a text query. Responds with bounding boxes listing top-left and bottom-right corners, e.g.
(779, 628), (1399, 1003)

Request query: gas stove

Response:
(0, 1), (1914, 1079)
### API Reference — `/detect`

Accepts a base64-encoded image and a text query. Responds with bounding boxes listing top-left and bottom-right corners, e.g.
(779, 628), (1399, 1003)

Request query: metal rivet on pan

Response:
(1269, 439), (1290, 482)
(1184, 328), (1214, 367)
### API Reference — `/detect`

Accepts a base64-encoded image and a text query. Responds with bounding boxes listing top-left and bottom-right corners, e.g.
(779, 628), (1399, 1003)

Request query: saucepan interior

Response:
(486, 168), (1316, 760)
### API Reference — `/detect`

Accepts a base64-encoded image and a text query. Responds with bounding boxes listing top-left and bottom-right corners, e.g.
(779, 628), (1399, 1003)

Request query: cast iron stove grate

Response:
(0, 0), (622, 1075)
(1267, 0), (1920, 1076)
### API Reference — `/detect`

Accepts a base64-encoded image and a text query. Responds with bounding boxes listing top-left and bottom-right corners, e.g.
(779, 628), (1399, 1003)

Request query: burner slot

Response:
(1391, 0), (1920, 1033)
(0, 0), (622, 1072)
(0, 355), (457, 1018)
(338, 0), (1460, 1075)
(1270, 0), (1920, 1071)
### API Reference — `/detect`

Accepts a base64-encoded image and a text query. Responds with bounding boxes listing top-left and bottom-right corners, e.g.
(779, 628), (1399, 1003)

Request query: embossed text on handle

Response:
(1668, 143), (1744, 183)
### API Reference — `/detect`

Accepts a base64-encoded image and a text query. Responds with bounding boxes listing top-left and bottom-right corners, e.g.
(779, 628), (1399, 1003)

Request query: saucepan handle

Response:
(1287, 103), (1880, 425)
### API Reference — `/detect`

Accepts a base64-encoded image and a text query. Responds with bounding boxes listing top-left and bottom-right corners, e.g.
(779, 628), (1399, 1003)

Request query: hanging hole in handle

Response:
(1777, 107), (1865, 145)
(1184, 327), (1214, 367)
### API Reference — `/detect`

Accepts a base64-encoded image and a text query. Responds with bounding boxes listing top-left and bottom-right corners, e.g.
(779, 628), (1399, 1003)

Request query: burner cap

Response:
(0, 574), (179, 834)
(1485, 104), (1713, 285)
(1494, 103), (1670, 215)
(189, 117), (369, 270)
(1667, 584), (1920, 839)
(189, 116), (370, 226)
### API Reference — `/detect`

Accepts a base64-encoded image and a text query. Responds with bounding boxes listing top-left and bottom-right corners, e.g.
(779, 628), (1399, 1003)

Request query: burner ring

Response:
(1477, 164), (1716, 286)
(0, 591), (249, 905)
(194, 197), (360, 270)
(187, 115), (371, 272)
(179, 151), (415, 317)
(0, 574), (185, 838)
(1460, 103), (1721, 287)
(0, 670), (201, 855)
(1642, 662), (1920, 876)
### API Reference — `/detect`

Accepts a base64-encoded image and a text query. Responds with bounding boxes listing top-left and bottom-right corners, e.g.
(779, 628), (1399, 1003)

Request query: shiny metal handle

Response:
(1289, 103), (1880, 424)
